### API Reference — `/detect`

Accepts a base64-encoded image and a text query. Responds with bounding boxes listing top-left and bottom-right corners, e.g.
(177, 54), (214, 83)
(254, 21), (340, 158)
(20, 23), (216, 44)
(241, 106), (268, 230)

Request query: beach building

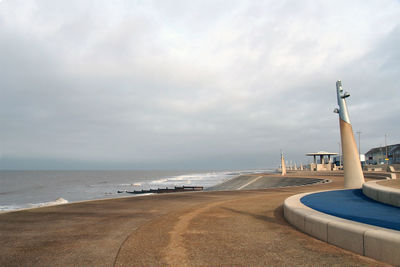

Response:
(306, 151), (338, 171)
(365, 143), (400, 164)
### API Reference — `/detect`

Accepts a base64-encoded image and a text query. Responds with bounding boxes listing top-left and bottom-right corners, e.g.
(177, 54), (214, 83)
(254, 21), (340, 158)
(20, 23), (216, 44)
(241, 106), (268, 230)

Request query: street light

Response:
(385, 133), (389, 164)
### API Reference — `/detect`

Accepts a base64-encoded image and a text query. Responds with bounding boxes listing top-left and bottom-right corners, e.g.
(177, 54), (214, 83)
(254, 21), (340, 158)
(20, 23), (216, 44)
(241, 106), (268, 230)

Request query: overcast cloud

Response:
(1, 0), (399, 170)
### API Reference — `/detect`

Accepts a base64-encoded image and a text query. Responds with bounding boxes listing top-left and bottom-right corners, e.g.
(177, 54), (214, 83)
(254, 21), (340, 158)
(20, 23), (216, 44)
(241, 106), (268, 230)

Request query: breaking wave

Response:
(0, 197), (69, 212)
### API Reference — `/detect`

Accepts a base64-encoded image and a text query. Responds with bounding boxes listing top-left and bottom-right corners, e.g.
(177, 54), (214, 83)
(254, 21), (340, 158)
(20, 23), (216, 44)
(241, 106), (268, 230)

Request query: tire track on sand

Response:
(163, 200), (227, 267)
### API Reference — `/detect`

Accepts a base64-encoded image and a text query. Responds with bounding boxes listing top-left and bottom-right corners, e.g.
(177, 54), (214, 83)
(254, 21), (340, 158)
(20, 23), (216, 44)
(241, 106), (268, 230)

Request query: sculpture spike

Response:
(281, 152), (287, 176)
(335, 80), (365, 188)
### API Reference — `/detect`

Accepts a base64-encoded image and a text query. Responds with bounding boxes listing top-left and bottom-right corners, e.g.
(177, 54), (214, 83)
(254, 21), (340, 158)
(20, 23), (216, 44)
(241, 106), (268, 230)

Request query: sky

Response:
(1, 0), (400, 170)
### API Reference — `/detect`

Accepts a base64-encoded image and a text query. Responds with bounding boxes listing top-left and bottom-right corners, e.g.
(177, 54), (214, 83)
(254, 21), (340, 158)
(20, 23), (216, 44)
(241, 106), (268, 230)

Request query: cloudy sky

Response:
(1, 0), (399, 170)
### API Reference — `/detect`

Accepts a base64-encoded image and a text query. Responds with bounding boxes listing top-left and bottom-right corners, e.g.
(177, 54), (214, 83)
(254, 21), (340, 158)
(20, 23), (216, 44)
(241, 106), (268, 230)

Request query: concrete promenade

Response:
(0, 173), (389, 266)
(378, 179), (400, 189)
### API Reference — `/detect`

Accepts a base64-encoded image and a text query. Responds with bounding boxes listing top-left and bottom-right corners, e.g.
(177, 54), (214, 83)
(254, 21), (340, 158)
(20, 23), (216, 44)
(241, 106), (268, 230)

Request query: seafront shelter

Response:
(306, 151), (338, 171)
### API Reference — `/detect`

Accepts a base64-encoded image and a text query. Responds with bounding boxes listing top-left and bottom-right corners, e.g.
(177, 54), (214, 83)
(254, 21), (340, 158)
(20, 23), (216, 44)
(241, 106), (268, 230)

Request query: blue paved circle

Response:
(300, 189), (400, 231)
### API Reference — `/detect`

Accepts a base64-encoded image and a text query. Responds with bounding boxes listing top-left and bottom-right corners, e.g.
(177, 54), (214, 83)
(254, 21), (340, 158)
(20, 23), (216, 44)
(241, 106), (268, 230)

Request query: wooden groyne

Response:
(118, 186), (204, 195)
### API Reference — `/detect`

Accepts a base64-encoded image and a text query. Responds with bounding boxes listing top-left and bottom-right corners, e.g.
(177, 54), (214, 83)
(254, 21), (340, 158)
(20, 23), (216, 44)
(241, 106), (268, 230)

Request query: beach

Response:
(0, 170), (267, 212)
(0, 172), (388, 266)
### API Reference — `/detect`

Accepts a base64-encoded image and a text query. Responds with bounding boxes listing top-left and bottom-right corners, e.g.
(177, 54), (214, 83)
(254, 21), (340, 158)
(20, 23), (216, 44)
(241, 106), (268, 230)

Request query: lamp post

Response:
(385, 133), (388, 164)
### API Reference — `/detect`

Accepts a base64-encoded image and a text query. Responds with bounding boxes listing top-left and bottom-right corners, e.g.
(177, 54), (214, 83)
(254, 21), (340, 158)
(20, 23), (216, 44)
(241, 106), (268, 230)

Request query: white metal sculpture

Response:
(281, 152), (287, 176)
(334, 80), (365, 188)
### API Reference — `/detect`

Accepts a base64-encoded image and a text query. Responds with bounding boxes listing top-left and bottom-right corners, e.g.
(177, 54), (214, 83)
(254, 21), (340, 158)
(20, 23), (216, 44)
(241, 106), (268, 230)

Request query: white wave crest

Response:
(0, 198), (69, 212)
(28, 197), (69, 208)
(150, 178), (168, 184)
(149, 171), (240, 187)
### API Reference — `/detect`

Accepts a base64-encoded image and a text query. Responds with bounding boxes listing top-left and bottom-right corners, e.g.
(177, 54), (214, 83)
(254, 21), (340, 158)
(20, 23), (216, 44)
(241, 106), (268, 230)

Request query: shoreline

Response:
(0, 171), (322, 215)
(0, 169), (247, 213)
(0, 170), (274, 214)
(0, 194), (146, 215)
(0, 172), (258, 215)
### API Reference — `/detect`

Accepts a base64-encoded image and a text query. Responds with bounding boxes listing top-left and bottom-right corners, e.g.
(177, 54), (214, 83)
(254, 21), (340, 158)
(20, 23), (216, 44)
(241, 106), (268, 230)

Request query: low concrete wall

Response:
(363, 171), (396, 180)
(363, 180), (400, 208)
(287, 170), (394, 180)
(284, 191), (400, 266)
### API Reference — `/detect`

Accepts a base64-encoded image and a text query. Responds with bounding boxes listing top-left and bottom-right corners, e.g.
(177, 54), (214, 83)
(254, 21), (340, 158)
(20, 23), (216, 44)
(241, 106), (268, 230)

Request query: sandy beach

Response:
(0, 173), (389, 266)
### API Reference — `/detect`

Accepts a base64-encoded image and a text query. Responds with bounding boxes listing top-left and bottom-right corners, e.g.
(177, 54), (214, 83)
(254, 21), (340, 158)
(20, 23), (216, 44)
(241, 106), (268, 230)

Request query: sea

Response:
(0, 169), (272, 212)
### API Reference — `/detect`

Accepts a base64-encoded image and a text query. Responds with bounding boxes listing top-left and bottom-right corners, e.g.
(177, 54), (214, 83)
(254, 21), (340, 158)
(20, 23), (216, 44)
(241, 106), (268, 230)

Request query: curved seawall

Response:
(284, 190), (400, 265)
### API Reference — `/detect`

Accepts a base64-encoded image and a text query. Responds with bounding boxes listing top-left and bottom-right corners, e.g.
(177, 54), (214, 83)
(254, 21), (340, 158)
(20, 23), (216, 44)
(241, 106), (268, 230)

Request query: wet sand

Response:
(0, 173), (389, 266)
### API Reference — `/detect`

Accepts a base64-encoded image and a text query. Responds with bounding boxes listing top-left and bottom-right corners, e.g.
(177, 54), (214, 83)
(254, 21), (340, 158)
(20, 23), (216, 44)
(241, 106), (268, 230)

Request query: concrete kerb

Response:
(283, 190), (400, 266)
(363, 180), (400, 208)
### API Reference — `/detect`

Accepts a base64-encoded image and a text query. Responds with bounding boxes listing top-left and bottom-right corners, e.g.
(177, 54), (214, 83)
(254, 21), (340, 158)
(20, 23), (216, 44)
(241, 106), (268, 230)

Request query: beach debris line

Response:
(117, 186), (203, 194)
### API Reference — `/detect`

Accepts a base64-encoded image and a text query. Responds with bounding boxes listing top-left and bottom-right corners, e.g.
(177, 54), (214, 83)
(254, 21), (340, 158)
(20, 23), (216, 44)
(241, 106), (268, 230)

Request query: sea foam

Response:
(28, 197), (69, 208)
(0, 198), (69, 212)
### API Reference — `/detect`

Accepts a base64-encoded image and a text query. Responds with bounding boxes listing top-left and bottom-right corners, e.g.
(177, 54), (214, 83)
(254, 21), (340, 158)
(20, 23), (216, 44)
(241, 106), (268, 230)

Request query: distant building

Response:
(365, 144), (400, 164)
(333, 154), (365, 167)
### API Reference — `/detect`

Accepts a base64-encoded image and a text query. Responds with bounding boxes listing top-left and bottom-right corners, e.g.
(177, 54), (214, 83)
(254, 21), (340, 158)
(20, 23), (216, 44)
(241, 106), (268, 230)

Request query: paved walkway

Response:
(0, 174), (389, 266)
(301, 189), (400, 231)
(378, 179), (400, 189)
(206, 175), (323, 191)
